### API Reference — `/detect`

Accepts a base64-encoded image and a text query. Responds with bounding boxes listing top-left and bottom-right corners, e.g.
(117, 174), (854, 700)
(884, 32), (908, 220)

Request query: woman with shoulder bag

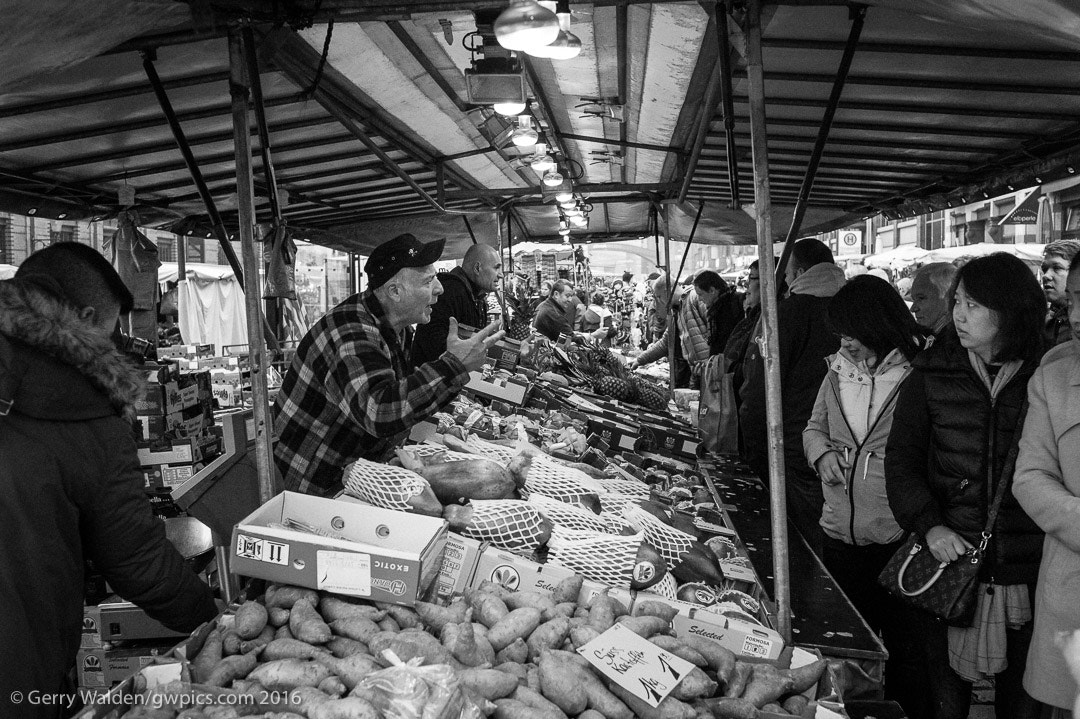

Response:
(884, 253), (1046, 719)
(1013, 250), (1080, 718)
(802, 275), (929, 716)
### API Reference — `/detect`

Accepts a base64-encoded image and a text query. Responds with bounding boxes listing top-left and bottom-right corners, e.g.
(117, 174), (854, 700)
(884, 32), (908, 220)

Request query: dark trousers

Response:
(910, 591), (1041, 719)
(822, 535), (929, 718)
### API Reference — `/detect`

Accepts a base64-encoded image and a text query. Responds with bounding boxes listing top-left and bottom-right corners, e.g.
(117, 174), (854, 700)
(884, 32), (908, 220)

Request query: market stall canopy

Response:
(1, 0), (1080, 249)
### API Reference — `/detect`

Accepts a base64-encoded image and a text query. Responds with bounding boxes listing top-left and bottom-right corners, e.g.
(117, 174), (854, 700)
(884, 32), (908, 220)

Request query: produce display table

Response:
(698, 455), (887, 679)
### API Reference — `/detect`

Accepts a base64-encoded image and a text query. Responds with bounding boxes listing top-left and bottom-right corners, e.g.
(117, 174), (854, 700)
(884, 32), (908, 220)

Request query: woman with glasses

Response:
(802, 275), (930, 715)
(885, 253), (1046, 719)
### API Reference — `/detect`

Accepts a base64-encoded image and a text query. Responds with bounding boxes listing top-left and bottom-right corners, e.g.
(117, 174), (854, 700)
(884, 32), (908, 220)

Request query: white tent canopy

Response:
(925, 243), (1046, 265)
(159, 262), (247, 351)
(0, 264), (16, 280)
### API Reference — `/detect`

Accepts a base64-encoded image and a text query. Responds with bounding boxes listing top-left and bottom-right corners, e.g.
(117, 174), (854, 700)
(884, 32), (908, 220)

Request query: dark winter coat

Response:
(410, 266), (488, 367)
(533, 297), (574, 342)
(884, 330), (1044, 585)
(0, 277), (217, 719)
(706, 290), (745, 356)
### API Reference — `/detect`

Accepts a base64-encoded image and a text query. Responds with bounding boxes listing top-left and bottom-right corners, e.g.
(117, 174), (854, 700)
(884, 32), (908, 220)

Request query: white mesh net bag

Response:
(456, 499), (549, 552)
(546, 526), (643, 589)
(623, 504), (696, 571)
(528, 493), (611, 533)
(520, 455), (607, 502)
(343, 458), (431, 511)
(405, 444), (477, 463)
(463, 435), (516, 464)
(650, 572), (679, 602)
(597, 477), (651, 498)
(598, 492), (636, 517)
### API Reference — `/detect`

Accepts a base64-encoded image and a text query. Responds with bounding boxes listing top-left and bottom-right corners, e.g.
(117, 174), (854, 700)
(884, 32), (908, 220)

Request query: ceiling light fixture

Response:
(494, 101), (527, 116)
(511, 116), (538, 146)
(569, 214), (588, 228)
(26, 208), (37, 215)
(1069, 166), (1077, 174)
(57, 213), (67, 219)
(543, 170), (564, 187)
(494, 0), (560, 51)
(530, 142), (556, 173)
(526, 0), (581, 60)
(555, 190), (574, 203)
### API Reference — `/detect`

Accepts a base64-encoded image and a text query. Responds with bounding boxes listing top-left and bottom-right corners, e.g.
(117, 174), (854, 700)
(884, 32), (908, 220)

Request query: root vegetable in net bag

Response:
(546, 526), (667, 590)
(597, 477), (651, 498)
(354, 650), (482, 719)
(510, 451), (608, 502)
(443, 500), (552, 553)
(344, 458), (434, 512)
(527, 494), (611, 533)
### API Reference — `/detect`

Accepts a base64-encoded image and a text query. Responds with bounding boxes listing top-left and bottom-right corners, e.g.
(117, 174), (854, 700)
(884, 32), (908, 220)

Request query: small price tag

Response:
(317, 551), (372, 595)
(577, 623), (694, 708)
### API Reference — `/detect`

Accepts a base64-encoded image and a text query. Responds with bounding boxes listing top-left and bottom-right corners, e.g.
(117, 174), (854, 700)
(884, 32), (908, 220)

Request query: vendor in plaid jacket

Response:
(274, 234), (504, 496)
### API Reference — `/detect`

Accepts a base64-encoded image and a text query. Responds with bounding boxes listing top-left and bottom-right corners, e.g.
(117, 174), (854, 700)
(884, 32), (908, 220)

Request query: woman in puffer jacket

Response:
(885, 253), (1046, 719)
(803, 275), (930, 716)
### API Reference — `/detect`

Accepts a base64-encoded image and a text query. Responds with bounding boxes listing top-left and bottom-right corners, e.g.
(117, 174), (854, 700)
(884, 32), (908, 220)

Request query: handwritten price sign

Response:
(577, 623), (694, 707)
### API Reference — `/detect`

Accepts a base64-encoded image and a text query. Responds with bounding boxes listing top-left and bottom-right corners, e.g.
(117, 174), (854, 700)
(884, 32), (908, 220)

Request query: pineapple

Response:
(505, 283), (540, 341)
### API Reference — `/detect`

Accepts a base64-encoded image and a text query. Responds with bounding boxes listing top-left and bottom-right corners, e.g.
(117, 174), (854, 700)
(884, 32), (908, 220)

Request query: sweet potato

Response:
(268, 607), (291, 628)
(723, 662), (752, 698)
(476, 580), (514, 600)
(633, 600), (680, 624)
(274, 625), (296, 641)
(511, 685), (568, 719)
(234, 600), (270, 640)
(443, 621), (496, 667)
(587, 593), (616, 632)
(467, 589), (511, 629)
(262, 638), (326, 661)
(493, 698), (559, 719)
(488, 608), (543, 651)
(504, 591), (558, 618)
(551, 574), (583, 604)
(679, 636), (736, 688)
(367, 629), (458, 667)
(547, 650), (632, 719)
(192, 628), (224, 682)
(203, 652), (258, 687)
(494, 661), (529, 683)
(615, 615), (670, 638)
(247, 659), (333, 690)
(495, 638), (529, 664)
(569, 625), (601, 650)
(376, 616), (400, 633)
(414, 598), (470, 633)
(307, 697), (380, 719)
(605, 682), (696, 719)
(578, 712), (606, 719)
(782, 694), (809, 714)
(286, 687), (333, 715)
(527, 617), (571, 661)
(457, 668), (520, 701)
(222, 630), (243, 656)
(266, 585), (319, 610)
(374, 603), (422, 629)
(741, 664), (794, 708)
(313, 653), (382, 690)
(317, 676), (348, 698)
(328, 617), (381, 645)
(700, 697), (757, 719)
(326, 636), (369, 659)
(649, 636), (707, 667)
(669, 667), (717, 701)
(552, 602), (576, 619)
(289, 598), (332, 645)
(786, 658), (827, 694)
(761, 703), (786, 714)
(239, 625), (275, 655)
(319, 596), (386, 623)
(538, 650), (588, 715)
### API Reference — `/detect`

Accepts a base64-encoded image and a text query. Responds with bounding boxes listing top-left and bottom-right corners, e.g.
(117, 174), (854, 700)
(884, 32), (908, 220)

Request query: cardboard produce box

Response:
(76, 640), (176, 689)
(632, 593), (784, 661)
(231, 492), (448, 607)
(426, 532), (485, 603)
(471, 545), (633, 609)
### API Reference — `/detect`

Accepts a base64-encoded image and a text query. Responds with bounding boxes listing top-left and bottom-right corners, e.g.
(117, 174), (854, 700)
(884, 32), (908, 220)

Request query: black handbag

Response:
(878, 399), (1027, 627)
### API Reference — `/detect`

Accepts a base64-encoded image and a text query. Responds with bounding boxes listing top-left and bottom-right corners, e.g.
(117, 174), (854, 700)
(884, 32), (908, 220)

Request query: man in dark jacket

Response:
(740, 240), (846, 555)
(533, 280), (577, 342)
(411, 243), (502, 366)
(0, 244), (218, 719)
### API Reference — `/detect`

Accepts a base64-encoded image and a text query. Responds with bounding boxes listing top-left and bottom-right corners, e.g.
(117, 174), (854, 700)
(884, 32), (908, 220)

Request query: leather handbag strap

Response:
(983, 396), (1029, 536)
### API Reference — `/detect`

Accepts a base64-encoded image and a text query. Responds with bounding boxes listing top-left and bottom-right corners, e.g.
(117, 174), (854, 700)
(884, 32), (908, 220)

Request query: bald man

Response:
(411, 243), (503, 366)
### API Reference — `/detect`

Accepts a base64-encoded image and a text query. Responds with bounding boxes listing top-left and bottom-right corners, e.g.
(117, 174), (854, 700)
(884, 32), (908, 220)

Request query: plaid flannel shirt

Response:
(273, 290), (469, 496)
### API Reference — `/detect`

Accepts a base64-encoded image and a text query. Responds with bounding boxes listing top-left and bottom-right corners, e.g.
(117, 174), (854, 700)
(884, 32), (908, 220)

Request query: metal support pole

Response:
(716, 2), (741, 209)
(142, 51), (245, 286)
(229, 28), (278, 505)
(781, 5), (867, 254)
(670, 200), (704, 294)
(745, 0), (792, 643)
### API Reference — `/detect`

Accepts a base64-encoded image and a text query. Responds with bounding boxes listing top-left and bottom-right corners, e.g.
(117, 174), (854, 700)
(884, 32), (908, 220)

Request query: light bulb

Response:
(563, 206), (581, 217)
(511, 117), (538, 146)
(570, 214), (588, 228)
(563, 236), (570, 245)
(559, 200), (576, 210)
(494, 0), (560, 52)
(555, 190), (573, 203)
(525, 13), (581, 59)
(558, 227), (571, 236)
(543, 171), (564, 187)
(493, 101), (527, 116)
(531, 154), (556, 174)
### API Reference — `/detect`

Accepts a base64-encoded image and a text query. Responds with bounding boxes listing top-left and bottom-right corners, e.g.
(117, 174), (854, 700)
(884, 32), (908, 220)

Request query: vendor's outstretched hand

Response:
(446, 317), (505, 372)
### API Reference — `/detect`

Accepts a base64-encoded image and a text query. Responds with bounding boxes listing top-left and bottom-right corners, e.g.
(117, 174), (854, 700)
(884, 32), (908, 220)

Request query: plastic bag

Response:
(354, 651), (483, 719)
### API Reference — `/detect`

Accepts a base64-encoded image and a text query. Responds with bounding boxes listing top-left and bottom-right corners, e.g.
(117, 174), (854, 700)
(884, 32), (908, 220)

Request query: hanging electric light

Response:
(530, 142), (556, 173)
(555, 190), (574, 203)
(570, 214), (588, 228)
(526, 0), (581, 60)
(511, 116), (538, 146)
(494, 0), (560, 52)
(542, 170), (564, 187)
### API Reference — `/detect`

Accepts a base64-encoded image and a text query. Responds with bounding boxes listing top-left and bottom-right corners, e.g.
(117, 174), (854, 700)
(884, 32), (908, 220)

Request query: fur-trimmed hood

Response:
(0, 277), (144, 420)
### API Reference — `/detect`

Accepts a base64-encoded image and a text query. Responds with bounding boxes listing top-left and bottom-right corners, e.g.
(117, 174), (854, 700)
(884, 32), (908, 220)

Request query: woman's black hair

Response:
(950, 252), (1045, 363)
(827, 275), (926, 362)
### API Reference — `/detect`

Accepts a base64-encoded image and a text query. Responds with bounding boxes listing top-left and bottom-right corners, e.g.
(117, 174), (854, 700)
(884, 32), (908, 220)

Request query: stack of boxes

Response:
(158, 344), (252, 409)
(134, 361), (221, 493)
